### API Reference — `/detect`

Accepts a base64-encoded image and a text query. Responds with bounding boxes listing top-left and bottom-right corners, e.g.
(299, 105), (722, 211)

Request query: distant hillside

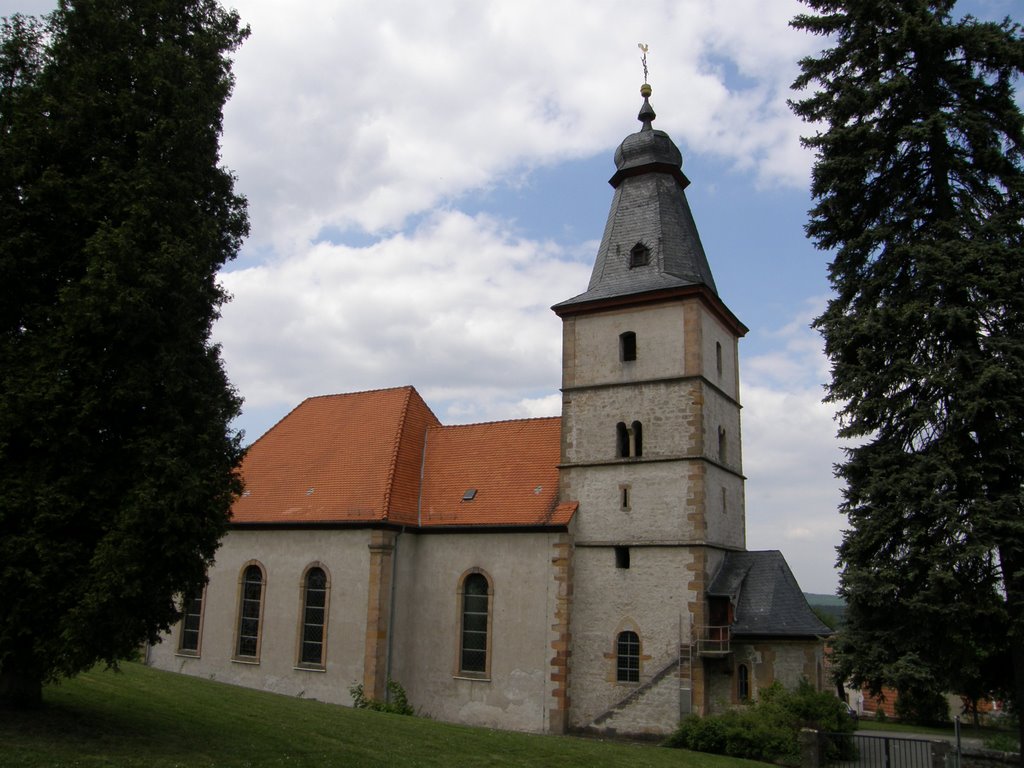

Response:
(804, 592), (844, 607)
(805, 592), (846, 627)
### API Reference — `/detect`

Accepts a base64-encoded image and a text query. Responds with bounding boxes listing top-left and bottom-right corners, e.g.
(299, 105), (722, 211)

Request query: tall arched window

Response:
(235, 563), (265, 660)
(617, 630), (640, 682)
(460, 572), (491, 675)
(738, 663), (750, 701)
(298, 565), (330, 668)
(177, 587), (205, 656)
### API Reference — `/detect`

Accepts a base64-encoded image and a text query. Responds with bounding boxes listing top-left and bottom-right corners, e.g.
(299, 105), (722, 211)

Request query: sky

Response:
(3, 0), (1020, 595)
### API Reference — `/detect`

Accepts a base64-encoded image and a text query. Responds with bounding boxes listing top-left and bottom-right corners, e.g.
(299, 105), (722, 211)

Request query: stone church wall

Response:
(568, 544), (699, 730)
(389, 530), (563, 733)
(563, 303), (687, 388)
(148, 528), (372, 705)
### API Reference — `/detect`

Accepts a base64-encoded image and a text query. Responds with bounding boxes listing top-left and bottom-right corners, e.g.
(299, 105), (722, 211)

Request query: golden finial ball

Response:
(640, 83), (652, 98)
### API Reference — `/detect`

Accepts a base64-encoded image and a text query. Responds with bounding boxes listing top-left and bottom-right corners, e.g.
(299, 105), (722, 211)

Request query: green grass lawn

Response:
(0, 662), (765, 767)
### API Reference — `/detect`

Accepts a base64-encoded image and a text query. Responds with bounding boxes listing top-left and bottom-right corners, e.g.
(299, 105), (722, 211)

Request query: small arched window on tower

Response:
(616, 422), (629, 458)
(716, 341), (723, 376)
(616, 421), (644, 458)
(628, 242), (650, 268)
(617, 630), (641, 682)
(718, 426), (727, 463)
(620, 331), (637, 362)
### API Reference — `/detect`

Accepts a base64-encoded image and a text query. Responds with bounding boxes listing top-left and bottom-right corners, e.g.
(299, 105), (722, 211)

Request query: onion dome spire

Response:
(552, 57), (722, 313)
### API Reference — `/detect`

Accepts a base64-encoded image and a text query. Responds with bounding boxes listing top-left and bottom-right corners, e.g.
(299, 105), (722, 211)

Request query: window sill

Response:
(174, 651), (200, 659)
(453, 674), (491, 682)
(231, 657), (261, 665)
(293, 664), (327, 673)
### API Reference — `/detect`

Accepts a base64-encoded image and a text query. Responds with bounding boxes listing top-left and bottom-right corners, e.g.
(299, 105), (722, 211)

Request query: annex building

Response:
(147, 84), (831, 736)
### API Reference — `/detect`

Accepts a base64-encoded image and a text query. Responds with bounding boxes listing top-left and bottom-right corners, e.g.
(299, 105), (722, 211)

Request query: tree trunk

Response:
(998, 546), (1024, 766)
(0, 666), (43, 709)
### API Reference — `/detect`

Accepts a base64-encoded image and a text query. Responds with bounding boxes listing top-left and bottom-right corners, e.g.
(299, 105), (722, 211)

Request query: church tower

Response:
(553, 84), (749, 733)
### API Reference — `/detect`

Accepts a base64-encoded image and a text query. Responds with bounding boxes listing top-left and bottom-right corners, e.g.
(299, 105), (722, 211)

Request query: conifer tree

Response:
(0, 0), (248, 707)
(790, 0), (1024, 732)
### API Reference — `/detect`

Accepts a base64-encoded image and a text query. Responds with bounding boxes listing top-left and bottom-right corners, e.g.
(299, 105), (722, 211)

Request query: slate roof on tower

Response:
(554, 85), (719, 312)
(230, 385), (575, 529)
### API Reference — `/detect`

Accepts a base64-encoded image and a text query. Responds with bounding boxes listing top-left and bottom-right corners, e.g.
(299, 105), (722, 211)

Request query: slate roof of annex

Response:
(230, 385), (575, 529)
(708, 550), (833, 638)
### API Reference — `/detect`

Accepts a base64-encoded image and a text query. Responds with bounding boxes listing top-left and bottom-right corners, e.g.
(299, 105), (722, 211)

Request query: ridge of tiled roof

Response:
(708, 550), (832, 638)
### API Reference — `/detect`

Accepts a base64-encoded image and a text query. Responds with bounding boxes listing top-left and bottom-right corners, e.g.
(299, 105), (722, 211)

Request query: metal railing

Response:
(695, 624), (730, 655)
(822, 732), (941, 768)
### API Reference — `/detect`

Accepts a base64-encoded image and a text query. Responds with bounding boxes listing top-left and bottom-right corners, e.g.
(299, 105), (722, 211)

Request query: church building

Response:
(147, 84), (831, 736)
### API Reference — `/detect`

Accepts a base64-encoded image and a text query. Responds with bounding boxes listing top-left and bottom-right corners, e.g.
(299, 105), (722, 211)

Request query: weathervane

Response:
(638, 43), (649, 84)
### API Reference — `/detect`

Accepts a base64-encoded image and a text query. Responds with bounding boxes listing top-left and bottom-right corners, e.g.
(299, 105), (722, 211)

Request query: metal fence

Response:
(822, 732), (942, 768)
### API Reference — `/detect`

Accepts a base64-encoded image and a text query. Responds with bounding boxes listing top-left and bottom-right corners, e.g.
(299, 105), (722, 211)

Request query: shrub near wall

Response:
(663, 681), (855, 765)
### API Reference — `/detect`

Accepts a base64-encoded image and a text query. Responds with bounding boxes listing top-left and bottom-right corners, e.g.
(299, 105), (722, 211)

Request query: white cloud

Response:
(742, 309), (846, 593)
(216, 209), (590, 423)
(221, 0), (820, 255)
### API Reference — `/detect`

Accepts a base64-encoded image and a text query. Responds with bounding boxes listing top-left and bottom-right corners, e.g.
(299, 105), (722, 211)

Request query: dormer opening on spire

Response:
(629, 242), (650, 269)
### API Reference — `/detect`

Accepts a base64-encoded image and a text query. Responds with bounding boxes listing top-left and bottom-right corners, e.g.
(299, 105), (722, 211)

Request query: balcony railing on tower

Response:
(695, 624), (731, 656)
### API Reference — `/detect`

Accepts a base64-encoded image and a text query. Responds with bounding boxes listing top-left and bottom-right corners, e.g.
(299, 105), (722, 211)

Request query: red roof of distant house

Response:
(230, 385), (576, 530)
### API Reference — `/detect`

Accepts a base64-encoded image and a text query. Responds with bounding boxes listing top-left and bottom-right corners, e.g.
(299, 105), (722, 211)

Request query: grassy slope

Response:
(0, 663), (766, 767)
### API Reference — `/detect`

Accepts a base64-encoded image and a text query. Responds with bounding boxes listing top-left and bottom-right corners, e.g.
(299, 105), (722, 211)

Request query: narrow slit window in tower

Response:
(620, 331), (637, 362)
(615, 546), (630, 569)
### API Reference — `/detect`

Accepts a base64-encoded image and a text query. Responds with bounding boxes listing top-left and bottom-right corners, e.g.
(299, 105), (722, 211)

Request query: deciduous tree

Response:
(790, 0), (1024, 741)
(0, 0), (248, 707)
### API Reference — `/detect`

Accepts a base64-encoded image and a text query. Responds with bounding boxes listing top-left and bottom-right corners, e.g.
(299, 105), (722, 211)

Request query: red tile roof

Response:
(231, 386), (575, 530)
(231, 386), (439, 525)
(419, 418), (572, 527)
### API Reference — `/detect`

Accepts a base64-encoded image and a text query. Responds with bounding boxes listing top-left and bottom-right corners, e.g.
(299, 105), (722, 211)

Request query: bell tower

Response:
(553, 83), (748, 732)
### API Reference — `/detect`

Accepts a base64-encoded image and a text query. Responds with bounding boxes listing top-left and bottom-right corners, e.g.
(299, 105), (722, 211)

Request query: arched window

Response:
(631, 421), (643, 457)
(738, 663), (750, 701)
(620, 331), (637, 362)
(298, 565), (329, 668)
(177, 587), (205, 656)
(235, 563), (265, 660)
(617, 630), (640, 682)
(718, 426), (727, 463)
(460, 572), (491, 675)
(616, 422), (629, 458)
